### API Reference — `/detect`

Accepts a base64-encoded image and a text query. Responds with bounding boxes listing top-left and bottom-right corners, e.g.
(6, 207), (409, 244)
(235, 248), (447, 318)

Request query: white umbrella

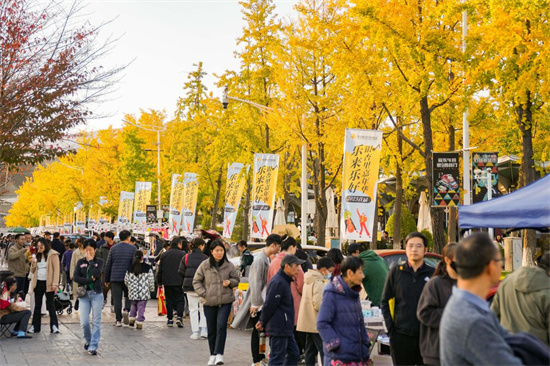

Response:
(273, 197), (286, 226)
(417, 191), (432, 233)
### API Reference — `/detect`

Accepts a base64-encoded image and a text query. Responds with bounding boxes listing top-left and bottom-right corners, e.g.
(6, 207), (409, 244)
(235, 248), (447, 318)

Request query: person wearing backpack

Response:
(124, 250), (155, 329)
(178, 238), (208, 340)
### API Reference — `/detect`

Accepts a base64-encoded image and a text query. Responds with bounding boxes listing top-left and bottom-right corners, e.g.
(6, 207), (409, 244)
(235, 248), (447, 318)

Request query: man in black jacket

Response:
(381, 232), (435, 366)
(257, 254), (305, 366)
(51, 232), (65, 257)
(157, 237), (186, 328)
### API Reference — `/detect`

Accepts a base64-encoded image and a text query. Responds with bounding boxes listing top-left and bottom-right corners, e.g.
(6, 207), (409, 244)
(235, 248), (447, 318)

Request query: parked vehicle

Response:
(374, 249), (442, 270)
(229, 245), (329, 270)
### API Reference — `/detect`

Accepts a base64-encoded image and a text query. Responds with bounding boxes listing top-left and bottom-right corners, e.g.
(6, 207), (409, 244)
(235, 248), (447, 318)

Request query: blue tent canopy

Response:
(459, 175), (550, 229)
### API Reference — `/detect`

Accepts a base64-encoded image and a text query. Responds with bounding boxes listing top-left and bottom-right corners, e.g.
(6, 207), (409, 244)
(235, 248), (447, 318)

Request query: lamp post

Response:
(222, 88), (308, 247)
(122, 120), (165, 213)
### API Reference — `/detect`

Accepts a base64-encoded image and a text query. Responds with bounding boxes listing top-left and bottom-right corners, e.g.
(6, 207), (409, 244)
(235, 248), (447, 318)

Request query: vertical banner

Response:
(63, 213), (72, 235)
(117, 191), (135, 226)
(250, 154), (280, 240)
(75, 203), (86, 234)
(146, 205), (158, 224)
(432, 153), (460, 207)
(133, 181), (152, 224)
(223, 163), (249, 238)
(168, 174), (184, 237)
(181, 173), (199, 235)
(472, 152), (499, 203)
(340, 129), (383, 241)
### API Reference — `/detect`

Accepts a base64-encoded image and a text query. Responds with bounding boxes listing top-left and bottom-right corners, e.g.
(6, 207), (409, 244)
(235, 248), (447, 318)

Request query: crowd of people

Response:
(1, 230), (549, 366)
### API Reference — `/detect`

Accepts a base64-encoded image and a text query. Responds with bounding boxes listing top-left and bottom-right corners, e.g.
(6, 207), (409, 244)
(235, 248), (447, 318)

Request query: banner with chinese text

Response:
(223, 163), (249, 238)
(168, 174), (184, 237)
(432, 152), (460, 207)
(117, 191), (134, 226)
(63, 212), (73, 235)
(340, 129), (383, 241)
(250, 154), (280, 240)
(472, 152), (499, 203)
(98, 197), (110, 224)
(181, 173), (199, 235)
(133, 181), (152, 225)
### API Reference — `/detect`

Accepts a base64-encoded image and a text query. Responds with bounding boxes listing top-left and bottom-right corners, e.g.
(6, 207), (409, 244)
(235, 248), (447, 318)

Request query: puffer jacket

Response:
(104, 242), (137, 283)
(317, 276), (370, 363)
(193, 259), (239, 306)
(178, 251), (208, 292)
(157, 247), (185, 286)
(491, 266), (550, 346)
(124, 262), (155, 301)
(416, 274), (456, 365)
(7, 243), (29, 277)
(296, 270), (326, 333)
(260, 269), (295, 337)
(29, 250), (60, 293)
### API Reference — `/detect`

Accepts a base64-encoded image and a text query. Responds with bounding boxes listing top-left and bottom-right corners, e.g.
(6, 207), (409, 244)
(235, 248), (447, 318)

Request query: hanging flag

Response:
(223, 163), (249, 238)
(117, 191), (135, 226)
(432, 152), (460, 207)
(75, 202), (86, 234)
(340, 129), (383, 241)
(168, 174), (184, 237)
(472, 152), (499, 203)
(63, 213), (73, 235)
(133, 181), (152, 224)
(250, 154), (280, 240)
(181, 173), (199, 235)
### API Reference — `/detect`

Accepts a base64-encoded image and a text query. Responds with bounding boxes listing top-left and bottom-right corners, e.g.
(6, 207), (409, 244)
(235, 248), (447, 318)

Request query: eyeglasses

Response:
(406, 244), (424, 249)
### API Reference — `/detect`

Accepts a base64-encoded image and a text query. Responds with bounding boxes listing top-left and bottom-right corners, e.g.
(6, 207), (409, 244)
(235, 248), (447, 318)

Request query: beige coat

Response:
(7, 243), (29, 277)
(29, 250), (60, 293)
(296, 270), (326, 333)
(193, 259), (240, 306)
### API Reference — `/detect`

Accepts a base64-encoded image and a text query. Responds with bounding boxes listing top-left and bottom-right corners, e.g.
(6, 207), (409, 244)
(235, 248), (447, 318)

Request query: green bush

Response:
(386, 204), (417, 240)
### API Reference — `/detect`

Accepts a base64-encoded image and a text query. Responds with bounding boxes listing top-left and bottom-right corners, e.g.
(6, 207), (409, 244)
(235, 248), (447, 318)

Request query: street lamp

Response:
(222, 87), (308, 247)
(122, 120), (166, 213)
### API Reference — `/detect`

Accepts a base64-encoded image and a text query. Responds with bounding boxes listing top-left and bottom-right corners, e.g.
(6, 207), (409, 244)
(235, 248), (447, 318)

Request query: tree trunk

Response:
(242, 172), (251, 241)
(393, 126), (403, 249)
(313, 142), (328, 248)
(210, 168), (223, 230)
(420, 96), (445, 254)
(517, 97), (537, 266)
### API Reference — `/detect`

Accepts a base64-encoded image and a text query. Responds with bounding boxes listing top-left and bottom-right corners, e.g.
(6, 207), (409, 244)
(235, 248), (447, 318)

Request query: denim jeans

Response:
(203, 303), (232, 355)
(79, 291), (103, 352)
(269, 335), (300, 366)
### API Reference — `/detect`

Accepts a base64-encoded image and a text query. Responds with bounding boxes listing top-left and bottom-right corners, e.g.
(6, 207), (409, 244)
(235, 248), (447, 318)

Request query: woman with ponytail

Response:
(416, 243), (458, 365)
(124, 250), (155, 329)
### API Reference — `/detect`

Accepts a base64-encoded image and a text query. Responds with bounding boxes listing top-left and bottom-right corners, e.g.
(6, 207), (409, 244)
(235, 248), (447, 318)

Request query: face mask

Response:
(323, 271), (331, 280)
(450, 261), (458, 273)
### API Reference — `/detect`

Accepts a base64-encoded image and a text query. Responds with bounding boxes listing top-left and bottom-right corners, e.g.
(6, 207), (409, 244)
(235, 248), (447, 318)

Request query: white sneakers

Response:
(207, 355), (223, 365)
(200, 328), (208, 339)
(51, 325), (60, 334)
(190, 332), (201, 340)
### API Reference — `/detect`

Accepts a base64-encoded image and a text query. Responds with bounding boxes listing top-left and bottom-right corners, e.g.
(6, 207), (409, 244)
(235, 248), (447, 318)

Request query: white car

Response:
(230, 245), (330, 269)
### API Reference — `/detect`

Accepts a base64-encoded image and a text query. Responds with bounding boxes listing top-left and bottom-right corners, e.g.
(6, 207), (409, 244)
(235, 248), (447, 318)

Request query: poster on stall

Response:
(168, 174), (184, 237)
(340, 129), (383, 241)
(181, 173), (199, 235)
(223, 163), (249, 238)
(250, 154), (280, 240)
(432, 152), (460, 207)
(117, 191), (135, 226)
(472, 152), (499, 203)
(133, 181), (152, 225)
(146, 205), (157, 224)
(75, 202), (86, 234)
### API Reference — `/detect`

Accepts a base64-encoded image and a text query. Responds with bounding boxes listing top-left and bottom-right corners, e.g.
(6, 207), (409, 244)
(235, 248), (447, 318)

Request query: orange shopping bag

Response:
(157, 286), (167, 316)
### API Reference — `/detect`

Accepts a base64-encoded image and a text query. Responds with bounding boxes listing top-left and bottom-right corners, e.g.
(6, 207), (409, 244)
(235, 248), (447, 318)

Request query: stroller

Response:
(54, 291), (73, 315)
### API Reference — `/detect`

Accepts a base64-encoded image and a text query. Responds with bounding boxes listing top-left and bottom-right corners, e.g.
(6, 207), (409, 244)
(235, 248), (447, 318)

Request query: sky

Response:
(81, 0), (299, 131)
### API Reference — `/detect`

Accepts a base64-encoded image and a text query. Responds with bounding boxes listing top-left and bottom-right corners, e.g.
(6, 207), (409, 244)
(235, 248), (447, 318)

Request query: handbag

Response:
(76, 286), (87, 298)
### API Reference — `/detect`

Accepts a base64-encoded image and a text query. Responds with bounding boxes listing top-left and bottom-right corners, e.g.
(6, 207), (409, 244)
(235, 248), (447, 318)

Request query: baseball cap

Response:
(280, 254), (305, 268)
